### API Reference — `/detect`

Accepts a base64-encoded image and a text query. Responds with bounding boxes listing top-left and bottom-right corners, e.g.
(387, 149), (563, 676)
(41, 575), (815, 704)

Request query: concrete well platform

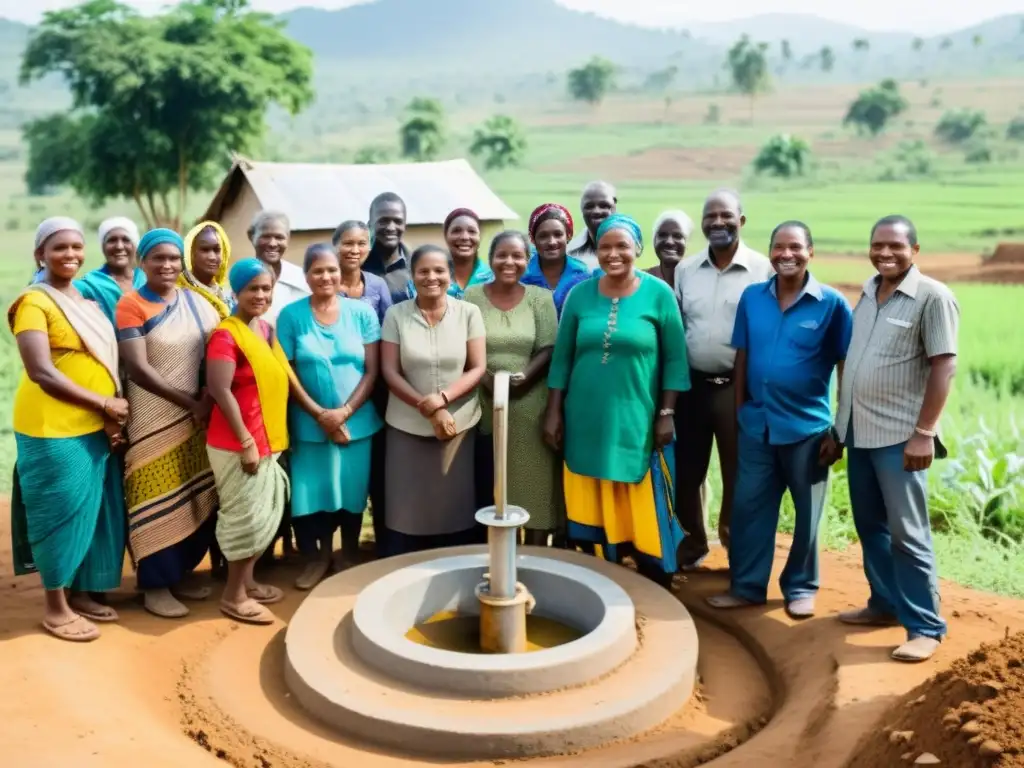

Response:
(284, 546), (699, 759)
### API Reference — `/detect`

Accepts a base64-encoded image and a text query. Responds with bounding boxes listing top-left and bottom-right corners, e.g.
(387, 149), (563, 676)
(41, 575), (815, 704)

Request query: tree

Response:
(469, 115), (527, 171)
(567, 57), (616, 105)
(726, 35), (771, 121)
(819, 46), (836, 73)
(973, 34), (983, 47)
(643, 65), (678, 92)
(19, 0), (313, 229)
(940, 38), (953, 50)
(852, 38), (870, 52)
(934, 108), (987, 144)
(780, 39), (793, 63)
(399, 97), (446, 162)
(753, 134), (811, 178)
(843, 78), (908, 136)
(1007, 116), (1024, 142)
(353, 145), (392, 165)
(912, 37), (924, 52)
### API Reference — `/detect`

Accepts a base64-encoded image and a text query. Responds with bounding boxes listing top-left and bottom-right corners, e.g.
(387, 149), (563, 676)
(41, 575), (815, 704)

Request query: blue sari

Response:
(75, 266), (146, 324)
(521, 252), (593, 318)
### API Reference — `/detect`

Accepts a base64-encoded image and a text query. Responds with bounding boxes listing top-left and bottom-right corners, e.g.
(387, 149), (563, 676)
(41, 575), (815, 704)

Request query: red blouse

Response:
(205, 320), (273, 458)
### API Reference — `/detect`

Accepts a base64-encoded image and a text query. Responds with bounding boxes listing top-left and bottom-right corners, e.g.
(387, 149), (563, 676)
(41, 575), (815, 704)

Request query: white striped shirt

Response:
(836, 267), (959, 449)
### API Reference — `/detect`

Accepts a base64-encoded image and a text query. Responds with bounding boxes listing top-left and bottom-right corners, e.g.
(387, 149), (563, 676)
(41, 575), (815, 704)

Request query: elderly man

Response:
(837, 215), (959, 663)
(363, 191), (413, 305)
(567, 180), (617, 272)
(249, 210), (309, 327)
(673, 190), (773, 569)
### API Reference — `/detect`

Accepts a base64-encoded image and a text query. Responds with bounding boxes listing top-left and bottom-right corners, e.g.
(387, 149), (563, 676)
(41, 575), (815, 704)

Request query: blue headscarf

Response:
(138, 228), (185, 260)
(595, 214), (644, 253)
(229, 257), (271, 295)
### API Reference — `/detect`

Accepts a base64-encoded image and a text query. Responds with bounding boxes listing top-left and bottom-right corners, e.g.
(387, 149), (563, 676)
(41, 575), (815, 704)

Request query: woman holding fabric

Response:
(543, 214), (690, 584)
(75, 216), (146, 324)
(521, 203), (592, 316)
(380, 245), (487, 555)
(115, 228), (221, 619)
(180, 221), (235, 319)
(277, 244), (383, 589)
(444, 208), (493, 299)
(9, 217), (129, 642)
(464, 231), (560, 546)
(205, 258), (350, 624)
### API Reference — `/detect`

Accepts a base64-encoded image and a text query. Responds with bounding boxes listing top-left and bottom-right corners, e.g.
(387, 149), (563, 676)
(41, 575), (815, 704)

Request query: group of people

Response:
(11, 179), (958, 664)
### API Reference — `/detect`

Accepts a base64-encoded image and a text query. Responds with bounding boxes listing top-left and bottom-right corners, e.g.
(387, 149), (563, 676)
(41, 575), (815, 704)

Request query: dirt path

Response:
(2, 500), (1023, 767)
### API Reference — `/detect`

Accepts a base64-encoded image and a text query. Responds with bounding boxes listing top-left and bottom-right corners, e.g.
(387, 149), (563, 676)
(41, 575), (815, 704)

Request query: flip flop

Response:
(246, 584), (284, 605)
(144, 589), (189, 619)
(42, 614), (100, 643)
(68, 600), (119, 623)
(220, 599), (275, 626)
(706, 593), (759, 609)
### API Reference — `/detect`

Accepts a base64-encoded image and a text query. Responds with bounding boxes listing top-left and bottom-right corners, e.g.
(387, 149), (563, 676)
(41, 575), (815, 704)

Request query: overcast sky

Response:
(8, 0), (1020, 34)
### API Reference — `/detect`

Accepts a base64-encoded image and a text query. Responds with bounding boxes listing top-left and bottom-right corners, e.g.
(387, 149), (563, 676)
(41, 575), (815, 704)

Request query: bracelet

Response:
(240, 435), (256, 448)
(659, 408), (675, 417)
(440, 390), (450, 405)
(914, 426), (937, 438)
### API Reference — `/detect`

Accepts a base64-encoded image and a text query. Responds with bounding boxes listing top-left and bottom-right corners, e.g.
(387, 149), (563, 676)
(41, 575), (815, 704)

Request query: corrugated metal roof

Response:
(208, 158), (518, 231)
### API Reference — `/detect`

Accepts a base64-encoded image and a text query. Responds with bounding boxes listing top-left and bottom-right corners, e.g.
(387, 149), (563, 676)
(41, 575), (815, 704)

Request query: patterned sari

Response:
(116, 287), (220, 577)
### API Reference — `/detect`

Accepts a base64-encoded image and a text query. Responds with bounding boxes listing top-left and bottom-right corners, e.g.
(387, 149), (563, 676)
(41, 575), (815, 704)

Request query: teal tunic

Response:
(548, 274), (690, 484)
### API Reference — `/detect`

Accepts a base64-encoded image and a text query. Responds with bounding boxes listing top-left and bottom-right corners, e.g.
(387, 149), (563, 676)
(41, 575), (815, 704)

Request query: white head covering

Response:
(98, 216), (140, 247)
(34, 216), (85, 250)
(652, 210), (695, 243)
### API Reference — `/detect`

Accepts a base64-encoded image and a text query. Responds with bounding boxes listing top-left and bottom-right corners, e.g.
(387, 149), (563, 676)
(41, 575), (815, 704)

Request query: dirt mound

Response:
(845, 631), (1024, 767)
(989, 244), (1024, 265)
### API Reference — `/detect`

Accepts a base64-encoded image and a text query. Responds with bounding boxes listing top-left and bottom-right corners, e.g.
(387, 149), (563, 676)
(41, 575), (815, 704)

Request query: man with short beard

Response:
(673, 190), (773, 570)
(567, 180), (616, 272)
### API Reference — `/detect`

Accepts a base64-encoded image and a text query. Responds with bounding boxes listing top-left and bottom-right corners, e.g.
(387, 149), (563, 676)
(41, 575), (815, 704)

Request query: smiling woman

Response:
(443, 208), (493, 299)
(74, 216), (146, 324)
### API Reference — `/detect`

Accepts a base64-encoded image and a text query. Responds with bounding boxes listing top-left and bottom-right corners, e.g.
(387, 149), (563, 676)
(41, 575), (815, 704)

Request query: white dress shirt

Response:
(264, 258), (311, 327)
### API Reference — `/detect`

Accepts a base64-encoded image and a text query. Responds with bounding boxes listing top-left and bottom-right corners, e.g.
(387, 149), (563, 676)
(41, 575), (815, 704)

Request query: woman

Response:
(444, 208), (493, 299)
(277, 245), (383, 590)
(543, 214), (689, 583)
(9, 217), (129, 642)
(465, 232), (560, 546)
(115, 228), (221, 619)
(181, 221), (235, 319)
(380, 245), (487, 555)
(332, 220), (393, 324)
(648, 210), (694, 286)
(75, 216), (146, 324)
(521, 203), (592, 317)
(205, 258), (349, 624)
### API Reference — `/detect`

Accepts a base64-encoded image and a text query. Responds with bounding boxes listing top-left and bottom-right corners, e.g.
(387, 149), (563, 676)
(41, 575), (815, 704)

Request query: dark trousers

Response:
(674, 372), (739, 560)
(293, 510), (363, 563)
(368, 381), (390, 553)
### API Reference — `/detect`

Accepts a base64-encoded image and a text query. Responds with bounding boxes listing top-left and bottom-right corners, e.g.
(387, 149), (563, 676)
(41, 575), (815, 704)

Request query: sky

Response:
(7, 0), (1021, 35)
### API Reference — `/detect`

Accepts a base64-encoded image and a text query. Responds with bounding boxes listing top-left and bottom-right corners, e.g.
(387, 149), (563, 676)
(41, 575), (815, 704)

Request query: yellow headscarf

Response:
(180, 221), (232, 319)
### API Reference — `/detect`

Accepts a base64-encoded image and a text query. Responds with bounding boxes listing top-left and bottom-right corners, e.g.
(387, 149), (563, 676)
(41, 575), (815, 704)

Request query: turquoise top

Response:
(276, 297), (384, 443)
(75, 266), (146, 324)
(548, 273), (690, 483)
(406, 257), (493, 300)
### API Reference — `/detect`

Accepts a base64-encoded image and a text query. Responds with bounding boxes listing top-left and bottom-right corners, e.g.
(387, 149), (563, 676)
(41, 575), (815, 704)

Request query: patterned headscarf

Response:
(34, 216), (84, 250)
(528, 203), (574, 243)
(98, 217), (140, 248)
(652, 210), (695, 244)
(443, 208), (479, 234)
(596, 214), (643, 253)
(137, 228), (185, 260)
(229, 257), (271, 296)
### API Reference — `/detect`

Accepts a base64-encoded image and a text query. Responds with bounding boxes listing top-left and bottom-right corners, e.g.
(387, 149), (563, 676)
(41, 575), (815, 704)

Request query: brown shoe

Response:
(838, 607), (900, 627)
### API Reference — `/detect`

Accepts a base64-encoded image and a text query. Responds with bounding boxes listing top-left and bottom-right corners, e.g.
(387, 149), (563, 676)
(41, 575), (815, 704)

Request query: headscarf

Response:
(180, 221), (233, 319)
(34, 217), (84, 250)
(652, 210), (694, 244)
(443, 207), (479, 234)
(528, 203), (574, 243)
(595, 213), (643, 253)
(98, 217), (140, 248)
(138, 228), (185, 260)
(229, 257), (271, 296)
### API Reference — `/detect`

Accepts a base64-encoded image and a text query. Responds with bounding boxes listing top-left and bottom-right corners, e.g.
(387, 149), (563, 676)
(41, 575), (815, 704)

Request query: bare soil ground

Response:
(2, 498), (1024, 768)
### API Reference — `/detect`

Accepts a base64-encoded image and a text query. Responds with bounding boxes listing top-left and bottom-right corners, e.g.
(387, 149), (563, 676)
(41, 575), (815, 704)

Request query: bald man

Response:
(673, 190), (773, 569)
(567, 180), (617, 272)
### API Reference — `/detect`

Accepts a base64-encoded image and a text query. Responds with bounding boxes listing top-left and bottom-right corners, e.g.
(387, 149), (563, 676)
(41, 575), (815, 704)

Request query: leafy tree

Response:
(780, 40), (792, 62)
(940, 38), (953, 50)
(964, 141), (992, 164)
(852, 38), (870, 52)
(879, 140), (935, 181)
(912, 37), (925, 51)
(643, 65), (678, 92)
(353, 145), (392, 165)
(752, 134), (811, 178)
(469, 114), (527, 171)
(843, 79), (908, 136)
(1007, 116), (1024, 142)
(934, 108), (987, 144)
(19, 0), (313, 229)
(399, 97), (446, 162)
(972, 34), (984, 48)
(567, 57), (617, 105)
(726, 35), (771, 120)
(819, 46), (836, 73)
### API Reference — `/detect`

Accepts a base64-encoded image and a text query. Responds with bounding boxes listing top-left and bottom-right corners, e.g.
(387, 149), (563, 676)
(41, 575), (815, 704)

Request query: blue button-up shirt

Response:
(731, 273), (853, 445)
(521, 251), (594, 317)
(340, 270), (393, 325)
(363, 243), (413, 305)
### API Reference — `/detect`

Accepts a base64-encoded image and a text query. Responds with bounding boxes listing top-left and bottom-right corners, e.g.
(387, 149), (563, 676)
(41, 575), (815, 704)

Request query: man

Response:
(567, 180), (616, 272)
(673, 190), (773, 569)
(250, 210), (309, 327)
(836, 215), (958, 663)
(707, 220), (852, 619)
(363, 192), (413, 305)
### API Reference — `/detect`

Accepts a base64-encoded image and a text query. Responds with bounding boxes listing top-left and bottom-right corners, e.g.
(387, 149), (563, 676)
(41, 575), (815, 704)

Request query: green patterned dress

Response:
(464, 284), (561, 531)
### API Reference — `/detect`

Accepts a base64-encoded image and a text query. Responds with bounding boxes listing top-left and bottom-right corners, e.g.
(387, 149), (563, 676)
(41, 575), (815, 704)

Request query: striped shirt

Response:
(836, 267), (959, 449)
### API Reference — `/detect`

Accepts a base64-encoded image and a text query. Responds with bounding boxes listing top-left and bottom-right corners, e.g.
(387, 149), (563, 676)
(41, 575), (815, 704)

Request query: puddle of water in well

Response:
(405, 611), (583, 653)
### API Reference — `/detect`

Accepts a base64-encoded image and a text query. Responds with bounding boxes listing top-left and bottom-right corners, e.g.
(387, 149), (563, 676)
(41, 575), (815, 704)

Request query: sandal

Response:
(144, 588), (189, 619)
(706, 593), (760, 609)
(68, 597), (119, 623)
(42, 614), (100, 643)
(220, 599), (275, 626)
(295, 561), (330, 591)
(172, 584), (212, 601)
(246, 584), (284, 604)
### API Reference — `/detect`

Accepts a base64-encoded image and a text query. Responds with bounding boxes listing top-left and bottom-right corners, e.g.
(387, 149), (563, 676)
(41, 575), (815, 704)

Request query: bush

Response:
(4, 217), (20, 231)
(1007, 116), (1024, 142)
(752, 134), (811, 178)
(353, 145), (392, 165)
(878, 139), (935, 181)
(935, 108), (987, 144)
(965, 141), (993, 164)
(704, 103), (720, 125)
(843, 78), (908, 136)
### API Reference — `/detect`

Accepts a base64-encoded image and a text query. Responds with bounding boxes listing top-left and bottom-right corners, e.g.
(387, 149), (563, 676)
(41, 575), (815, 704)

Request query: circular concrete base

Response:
(284, 546), (698, 759)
